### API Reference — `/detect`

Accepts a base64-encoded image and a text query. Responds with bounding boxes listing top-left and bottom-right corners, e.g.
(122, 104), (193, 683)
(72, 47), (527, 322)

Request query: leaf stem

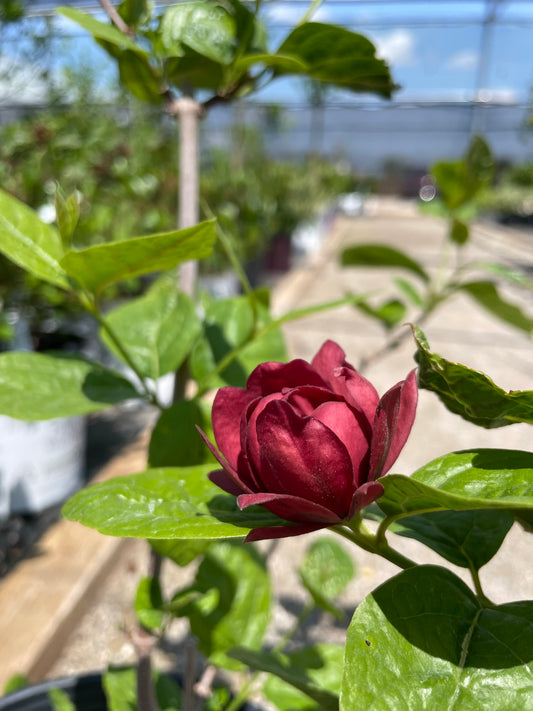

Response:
(333, 517), (417, 570)
(469, 565), (494, 607)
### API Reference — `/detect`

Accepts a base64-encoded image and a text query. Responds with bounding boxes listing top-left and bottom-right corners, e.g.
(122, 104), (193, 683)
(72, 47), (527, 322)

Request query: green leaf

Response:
(54, 185), (80, 249)
(231, 647), (339, 711)
(118, 0), (151, 27)
(102, 278), (201, 381)
(233, 52), (307, 74)
(190, 294), (287, 390)
(135, 576), (165, 631)
(185, 541), (271, 669)
(0, 188), (68, 288)
(414, 326), (533, 427)
(158, 2), (236, 64)
(392, 509), (513, 569)
(148, 399), (213, 467)
(450, 217), (469, 245)
(341, 244), (429, 282)
(62, 465), (290, 539)
(56, 7), (145, 54)
(299, 538), (355, 617)
(432, 135), (493, 211)
(458, 280), (533, 334)
(263, 644), (344, 711)
(394, 277), (423, 306)
(379, 449), (533, 520)
(0, 352), (142, 420)
(466, 134), (493, 186)
(3, 674), (29, 695)
(149, 538), (211, 566)
(356, 298), (406, 331)
(118, 50), (163, 104)
(60, 220), (215, 296)
(47, 688), (75, 711)
(164, 52), (224, 91)
(341, 565), (533, 710)
(276, 23), (396, 98)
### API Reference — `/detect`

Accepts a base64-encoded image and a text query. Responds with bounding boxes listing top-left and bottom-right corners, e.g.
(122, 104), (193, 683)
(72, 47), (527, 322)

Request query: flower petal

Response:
(238, 491), (341, 523)
(331, 366), (379, 431)
(312, 400), (370, 486)
(246, 359), (327, 396)
(197, 426), (253, 494)
(369, 369), (418, 480)
(255, 400), (355, 517)
(244, 523), (326, 542)
(208, 469), (246, 496)
(310, 340), (348, 383)
(212, 386), (253, 470)
(348, 481), (384, 519)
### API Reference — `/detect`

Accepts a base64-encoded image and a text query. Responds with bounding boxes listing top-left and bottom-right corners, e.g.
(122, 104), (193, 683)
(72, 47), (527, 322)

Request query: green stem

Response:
(469, 565), (494, 608)
(333, 517), (417, 570)
(89, 301), (162, 408)
(299, 0), (324, 24)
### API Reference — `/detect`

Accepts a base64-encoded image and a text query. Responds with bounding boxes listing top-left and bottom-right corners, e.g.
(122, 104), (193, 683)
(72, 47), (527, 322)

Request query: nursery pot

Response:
(0, 674), (259, 711)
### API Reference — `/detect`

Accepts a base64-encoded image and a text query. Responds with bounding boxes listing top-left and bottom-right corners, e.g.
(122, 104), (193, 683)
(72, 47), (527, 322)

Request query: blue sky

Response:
(2, 1), (533, 106)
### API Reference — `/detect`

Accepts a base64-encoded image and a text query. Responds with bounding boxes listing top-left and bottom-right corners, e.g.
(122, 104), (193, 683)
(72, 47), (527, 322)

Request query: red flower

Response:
(199, 340), (417, 541)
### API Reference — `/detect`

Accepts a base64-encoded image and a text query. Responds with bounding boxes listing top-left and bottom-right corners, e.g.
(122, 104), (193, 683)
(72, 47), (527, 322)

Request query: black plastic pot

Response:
(0, 674), (260, 711)
(0, 674), (106, 711)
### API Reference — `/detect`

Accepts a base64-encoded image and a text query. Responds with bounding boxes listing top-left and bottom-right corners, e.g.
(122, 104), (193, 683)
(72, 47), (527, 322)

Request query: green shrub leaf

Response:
(342, 565), (533, 710)
(60, 220), (215, 295)
(341, 244), (429, 282)
(0, 352), (142, 420)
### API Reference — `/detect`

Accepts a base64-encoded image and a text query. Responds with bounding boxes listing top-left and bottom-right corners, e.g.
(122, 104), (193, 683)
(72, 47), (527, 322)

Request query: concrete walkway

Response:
(2, 198), (532, 686)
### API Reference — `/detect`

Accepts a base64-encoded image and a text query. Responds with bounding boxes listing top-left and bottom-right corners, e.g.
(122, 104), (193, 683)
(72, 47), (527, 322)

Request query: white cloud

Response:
(447, 50), (478, 71)
(263, 4), (305, 25)
(374, 29), (415, 67)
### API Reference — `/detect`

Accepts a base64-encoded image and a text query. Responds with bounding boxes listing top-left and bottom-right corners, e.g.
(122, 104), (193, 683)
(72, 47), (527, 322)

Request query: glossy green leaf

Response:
(276, 23), (396, 98)
(159, 2), (235, 64)
(60, 220), (215, 296)
(263, 644), (343, 711)
(299, 538), (355, 617)
(118, 50), (163, 104)
(118, 0), (151, 27)
(450, 217), (469, 245)
(231, 647), (338, 710)
(341, 244), (429, 282)
(0, 188), (68, 288)
(190, 294), (286, 390)
(135, 576), (164, 630)
(414, 326), (533, 427)
(458, 280), (533, 334)
(56, 8), (145, 54)
(148, 399), (213, 467)
(62, 465), (290, 539)
(185, 541), (271, 669)
(54, 186), (80, 249)
(0, 352), (141, 420)
(102, 278), (201, 381)
(379, 449), (533, 521)
(233, 52), (307, 74)
(392, 509), (513, 569)
(341, 565), (533, 710)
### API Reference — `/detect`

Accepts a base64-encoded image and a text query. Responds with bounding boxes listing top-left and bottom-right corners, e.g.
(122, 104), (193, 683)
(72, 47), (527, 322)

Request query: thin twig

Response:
(98, 0), (133, 36)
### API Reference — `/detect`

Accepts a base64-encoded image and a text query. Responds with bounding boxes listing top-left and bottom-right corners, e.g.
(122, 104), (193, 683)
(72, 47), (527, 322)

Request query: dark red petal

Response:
(244, 392), (283, 475)
(208, 469), (247, 496)
(310, 340), (349, 385)
(285, 385), (343, 416)
(312, 400), (370, 486)
(212, 386), (254, 470)
(244, 523), (326, 542)
(331, 367), (379, 431)
(246, 359), (327, 396)
(238, 492), (341, 523)
(348, 481), (384, 519)
(255, 400), (355, 517)
(197, 426), (253, 494)
(369, 369), (418, 480)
